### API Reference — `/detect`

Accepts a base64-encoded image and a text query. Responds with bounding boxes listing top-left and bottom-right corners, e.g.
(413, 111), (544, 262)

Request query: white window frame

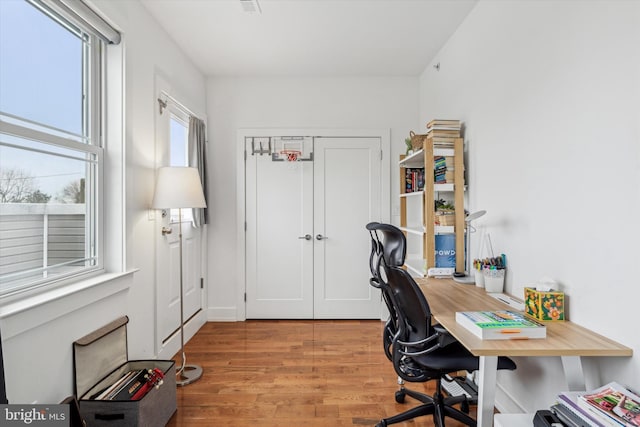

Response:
(0, 0), (105, 298)
(168, 108), (193, 224)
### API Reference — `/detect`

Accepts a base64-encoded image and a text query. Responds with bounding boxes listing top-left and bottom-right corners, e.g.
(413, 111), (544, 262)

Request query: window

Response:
(0, 0), (107, 297)
(168, 111), (193, 223)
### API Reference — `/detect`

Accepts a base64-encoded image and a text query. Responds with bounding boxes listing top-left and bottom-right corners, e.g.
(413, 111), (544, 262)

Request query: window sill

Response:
(0, 269), (137, 339)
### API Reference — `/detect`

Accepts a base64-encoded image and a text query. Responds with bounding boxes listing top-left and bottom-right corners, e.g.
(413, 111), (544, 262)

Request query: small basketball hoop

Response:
(279, 149), (302, 162)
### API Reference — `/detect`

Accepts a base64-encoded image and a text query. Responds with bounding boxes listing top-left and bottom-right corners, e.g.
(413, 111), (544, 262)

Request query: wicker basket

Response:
(409, 131), (428, 151)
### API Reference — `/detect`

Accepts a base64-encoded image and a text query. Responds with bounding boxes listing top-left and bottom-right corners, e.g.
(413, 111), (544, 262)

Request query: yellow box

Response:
(524, 287), (565, 321)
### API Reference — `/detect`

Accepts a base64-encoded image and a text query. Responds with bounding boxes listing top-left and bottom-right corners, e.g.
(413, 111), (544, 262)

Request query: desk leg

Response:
(561, 356), (588, 391)
(477, 356), (498, 427)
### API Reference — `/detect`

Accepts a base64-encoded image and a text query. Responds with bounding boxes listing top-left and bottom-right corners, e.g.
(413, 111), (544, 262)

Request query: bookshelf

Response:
(399, 125), (465, 276)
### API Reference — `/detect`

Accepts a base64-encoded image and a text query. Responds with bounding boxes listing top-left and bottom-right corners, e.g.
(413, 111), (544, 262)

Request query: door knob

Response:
(161, 227), (173, 236)
(316, 234), (328, 240)
(298, 234), (312, 240)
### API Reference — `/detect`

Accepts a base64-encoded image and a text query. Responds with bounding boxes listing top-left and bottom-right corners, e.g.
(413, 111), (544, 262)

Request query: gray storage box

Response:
(73, 316), (176, 426)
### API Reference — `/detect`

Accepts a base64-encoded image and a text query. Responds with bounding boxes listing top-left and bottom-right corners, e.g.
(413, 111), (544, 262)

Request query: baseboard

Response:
(206, 306), (238, 321)
(157, 311), (206, 360)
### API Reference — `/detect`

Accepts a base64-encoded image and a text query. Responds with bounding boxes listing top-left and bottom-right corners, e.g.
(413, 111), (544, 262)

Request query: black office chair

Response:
(367, 222), (455, 413)
(373, 224), (517, 427)
(367, 222), (401, 361)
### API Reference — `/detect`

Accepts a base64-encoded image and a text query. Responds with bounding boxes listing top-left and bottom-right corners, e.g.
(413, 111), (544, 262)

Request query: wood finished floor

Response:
(167, 320), (476, 426)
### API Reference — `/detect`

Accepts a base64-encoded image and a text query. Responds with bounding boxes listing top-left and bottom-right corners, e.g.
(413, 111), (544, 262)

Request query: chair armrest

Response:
(398, 334), (441, 356)
(398, 326), (457, 357)
(434, 325), (457, 348)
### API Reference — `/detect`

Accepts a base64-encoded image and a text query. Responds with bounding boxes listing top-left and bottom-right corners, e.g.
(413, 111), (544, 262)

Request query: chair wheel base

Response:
(376, 421), (387, 427)
(395, 390), (406, 403)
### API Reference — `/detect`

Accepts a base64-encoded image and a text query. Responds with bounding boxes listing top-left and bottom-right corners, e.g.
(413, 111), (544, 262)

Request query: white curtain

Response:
(188, 117), (208, 227)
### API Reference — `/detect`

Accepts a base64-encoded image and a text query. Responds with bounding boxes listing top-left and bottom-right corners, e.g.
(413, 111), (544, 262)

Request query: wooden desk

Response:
(416, 278), (632, 427)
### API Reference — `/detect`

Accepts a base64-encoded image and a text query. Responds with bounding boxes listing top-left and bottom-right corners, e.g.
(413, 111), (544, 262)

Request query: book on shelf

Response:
(404, 168), (424, 193)
(455, 310), (546, 340)
(577, 382), (640, 427)
(427, 119), (461, 128)
(429, 134), (459, 142)
(426, 129), (461, 137)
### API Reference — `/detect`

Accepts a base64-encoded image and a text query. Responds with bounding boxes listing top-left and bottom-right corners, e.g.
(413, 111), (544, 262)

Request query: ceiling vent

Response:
(239, 0), (261, 14)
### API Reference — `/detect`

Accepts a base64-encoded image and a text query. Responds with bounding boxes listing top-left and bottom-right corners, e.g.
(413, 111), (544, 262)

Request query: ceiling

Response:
(139, 0), (478, 77)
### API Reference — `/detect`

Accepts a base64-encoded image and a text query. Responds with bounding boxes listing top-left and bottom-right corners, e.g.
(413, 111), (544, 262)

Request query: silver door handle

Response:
(316, 234), (328, 240)
(298, 234), (312, 240)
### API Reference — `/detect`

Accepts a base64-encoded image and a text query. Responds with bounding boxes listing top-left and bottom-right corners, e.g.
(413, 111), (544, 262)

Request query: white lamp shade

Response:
(152, 167), (207, 209)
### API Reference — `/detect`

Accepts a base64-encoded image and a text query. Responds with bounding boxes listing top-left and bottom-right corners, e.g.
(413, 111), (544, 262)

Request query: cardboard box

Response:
(524, 287), (565, 321)
(435, 211), (456, 226)
(73, 316), (177, 426)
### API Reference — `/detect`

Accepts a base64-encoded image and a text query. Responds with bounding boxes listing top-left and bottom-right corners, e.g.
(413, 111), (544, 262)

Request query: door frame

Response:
(154, 77), (208, 359)
(236, 128), (391, 321)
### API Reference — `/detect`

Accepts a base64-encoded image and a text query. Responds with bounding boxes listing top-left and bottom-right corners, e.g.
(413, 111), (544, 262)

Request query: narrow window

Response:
(168, 113), (192, 223)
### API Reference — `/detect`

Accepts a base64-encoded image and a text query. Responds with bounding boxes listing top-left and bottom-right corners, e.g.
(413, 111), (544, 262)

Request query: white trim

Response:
(236, 128), (391, 321)
(207, 307), (240, 322)
(153, 75), (208, 356)
(156, 309), (206, 360)
(0, 269), (136, 339)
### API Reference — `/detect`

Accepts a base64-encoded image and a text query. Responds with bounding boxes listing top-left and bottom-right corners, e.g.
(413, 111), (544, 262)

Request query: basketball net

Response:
(280, 149), (301, 162)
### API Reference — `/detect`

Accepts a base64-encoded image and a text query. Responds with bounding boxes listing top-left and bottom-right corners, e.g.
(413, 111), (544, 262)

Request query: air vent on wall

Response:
(240, 0), (261, 14)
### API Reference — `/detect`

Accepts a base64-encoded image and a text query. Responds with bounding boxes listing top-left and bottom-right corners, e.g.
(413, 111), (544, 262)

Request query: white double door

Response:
(245, 136), (383, 319)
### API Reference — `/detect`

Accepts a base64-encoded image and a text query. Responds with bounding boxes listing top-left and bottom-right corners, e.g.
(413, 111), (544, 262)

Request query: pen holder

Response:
(474, 270), (485, 288)
(483, 268), (505, 293)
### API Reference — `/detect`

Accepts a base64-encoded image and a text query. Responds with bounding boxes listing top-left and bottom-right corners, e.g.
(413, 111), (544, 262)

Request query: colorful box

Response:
(524, 287), (565, 321)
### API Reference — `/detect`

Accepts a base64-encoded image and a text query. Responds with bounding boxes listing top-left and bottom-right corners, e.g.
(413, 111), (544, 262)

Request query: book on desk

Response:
(455, 310), (546, 340)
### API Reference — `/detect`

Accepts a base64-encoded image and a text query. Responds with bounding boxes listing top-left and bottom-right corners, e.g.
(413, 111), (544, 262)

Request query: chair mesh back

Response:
(372, 224), (406, 267)
(386, 265), (434, 343)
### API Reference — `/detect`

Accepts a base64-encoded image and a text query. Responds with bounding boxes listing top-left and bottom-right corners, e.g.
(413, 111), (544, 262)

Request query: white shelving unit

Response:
(399, 138), (465, 276)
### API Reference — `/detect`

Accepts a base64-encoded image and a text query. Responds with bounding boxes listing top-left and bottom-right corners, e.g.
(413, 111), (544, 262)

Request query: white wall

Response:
(205, 77), (418, 319)
(419, 0), (640, 412)
(0, 0), (207, 404)
(92, 0), (207, 358)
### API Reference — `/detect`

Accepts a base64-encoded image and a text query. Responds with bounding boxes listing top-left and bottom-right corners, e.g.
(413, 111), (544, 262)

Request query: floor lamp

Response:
(453, 210), (486, 284)
(152, 166), (207, 386)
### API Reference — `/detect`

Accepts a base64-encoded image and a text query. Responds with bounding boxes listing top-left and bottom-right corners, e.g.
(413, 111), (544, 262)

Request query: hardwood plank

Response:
(167, 320), (475, 426)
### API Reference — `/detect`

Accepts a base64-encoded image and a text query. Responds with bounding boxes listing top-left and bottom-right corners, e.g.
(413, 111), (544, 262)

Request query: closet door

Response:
(313, 137), (382, 318)
(245, 135), (382, 319)
(245, 137), (314, 318)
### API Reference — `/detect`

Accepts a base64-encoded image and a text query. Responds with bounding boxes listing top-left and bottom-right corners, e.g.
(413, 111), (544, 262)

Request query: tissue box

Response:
(524, 287), (565, 321)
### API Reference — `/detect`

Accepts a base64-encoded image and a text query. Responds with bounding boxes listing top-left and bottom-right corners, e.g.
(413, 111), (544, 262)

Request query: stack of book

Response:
(426, 119), (461, 148)
(552, 382), (640, 427)
(434, 156), (447, 183)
